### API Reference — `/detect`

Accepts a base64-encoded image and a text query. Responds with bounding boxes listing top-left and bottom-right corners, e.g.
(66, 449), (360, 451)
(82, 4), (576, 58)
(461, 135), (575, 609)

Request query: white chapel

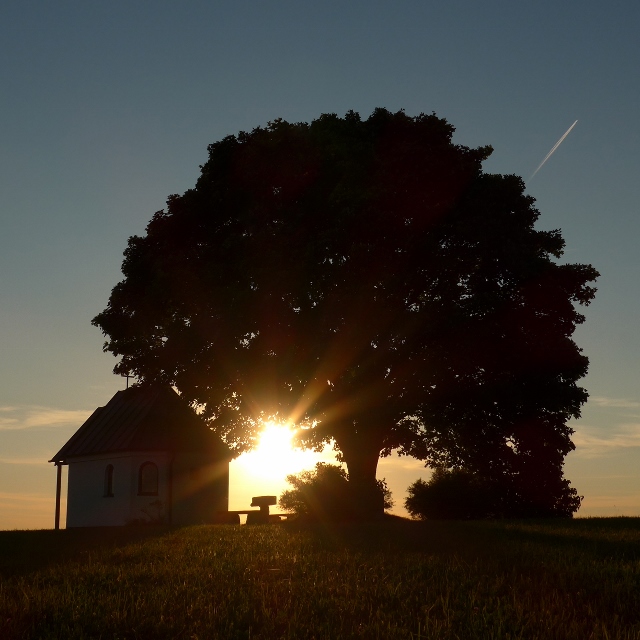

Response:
(50, 385), (231, 528)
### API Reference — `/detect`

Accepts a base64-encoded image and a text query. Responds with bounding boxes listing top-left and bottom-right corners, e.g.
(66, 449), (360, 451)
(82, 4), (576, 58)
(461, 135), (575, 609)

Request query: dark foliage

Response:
(405, 470), (493, 520)
(93, 108), (598, 518)
(406, 467), (581, 520)
(280, 463), (393, 521)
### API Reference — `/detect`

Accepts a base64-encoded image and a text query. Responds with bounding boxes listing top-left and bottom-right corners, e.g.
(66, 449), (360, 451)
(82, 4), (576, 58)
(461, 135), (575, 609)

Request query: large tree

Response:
(93, 109), (598, 518)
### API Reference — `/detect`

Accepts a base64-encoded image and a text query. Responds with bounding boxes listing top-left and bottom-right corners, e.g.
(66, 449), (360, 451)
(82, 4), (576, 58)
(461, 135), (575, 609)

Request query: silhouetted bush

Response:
(405, 467), (581, 520)
(280, 463), (393, 521)
(405, 469), (497, 520)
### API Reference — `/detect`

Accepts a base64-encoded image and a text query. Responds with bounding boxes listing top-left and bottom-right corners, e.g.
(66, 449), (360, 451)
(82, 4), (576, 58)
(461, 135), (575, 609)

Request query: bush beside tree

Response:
(405, 467), (581, 520)
(280, 463), (393, 521)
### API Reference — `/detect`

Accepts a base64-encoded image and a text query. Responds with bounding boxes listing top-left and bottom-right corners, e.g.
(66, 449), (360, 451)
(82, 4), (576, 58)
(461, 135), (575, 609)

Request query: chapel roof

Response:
(50, 385), (231, 463)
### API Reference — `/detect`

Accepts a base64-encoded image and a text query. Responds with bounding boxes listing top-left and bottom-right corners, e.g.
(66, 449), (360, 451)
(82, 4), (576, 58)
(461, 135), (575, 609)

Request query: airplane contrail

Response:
(530, 120), (578, 180)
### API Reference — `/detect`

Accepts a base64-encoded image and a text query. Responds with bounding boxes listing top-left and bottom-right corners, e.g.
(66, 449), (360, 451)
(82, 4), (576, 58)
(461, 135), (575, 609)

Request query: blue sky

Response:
(1, 1), (639, 528)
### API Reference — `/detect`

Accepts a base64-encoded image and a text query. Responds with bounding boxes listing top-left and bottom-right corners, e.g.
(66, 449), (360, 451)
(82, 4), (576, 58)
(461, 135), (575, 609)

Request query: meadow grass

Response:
(1, 517), (639, 639)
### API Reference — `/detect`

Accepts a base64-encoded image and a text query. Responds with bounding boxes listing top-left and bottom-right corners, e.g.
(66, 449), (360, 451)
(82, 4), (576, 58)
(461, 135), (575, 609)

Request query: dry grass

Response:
(1, 517), (639, 639)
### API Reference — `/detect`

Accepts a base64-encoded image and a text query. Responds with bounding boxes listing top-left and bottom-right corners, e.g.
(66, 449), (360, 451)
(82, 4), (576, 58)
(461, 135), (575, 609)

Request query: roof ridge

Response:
(50, 386), (165, 462)
(50, 385), (230, 464)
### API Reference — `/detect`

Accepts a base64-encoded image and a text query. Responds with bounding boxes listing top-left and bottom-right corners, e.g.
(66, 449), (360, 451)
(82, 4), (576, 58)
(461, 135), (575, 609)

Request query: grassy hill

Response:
(1, 517), (639, 639)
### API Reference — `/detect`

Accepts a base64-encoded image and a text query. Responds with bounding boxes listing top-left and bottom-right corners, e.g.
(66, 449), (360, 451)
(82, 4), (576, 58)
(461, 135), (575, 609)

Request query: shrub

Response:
(405, 467), (581, 520)
(280, 463), (393, 521)
(405, 469), (498, 520)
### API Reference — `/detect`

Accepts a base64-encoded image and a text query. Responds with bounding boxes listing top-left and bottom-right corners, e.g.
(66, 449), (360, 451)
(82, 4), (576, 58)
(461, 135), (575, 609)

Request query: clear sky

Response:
(1, 1), (639, 529)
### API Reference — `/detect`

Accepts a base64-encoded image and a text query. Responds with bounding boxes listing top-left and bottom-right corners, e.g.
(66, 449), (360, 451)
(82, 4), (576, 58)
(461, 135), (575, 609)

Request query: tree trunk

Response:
(337, 434), (385, 520)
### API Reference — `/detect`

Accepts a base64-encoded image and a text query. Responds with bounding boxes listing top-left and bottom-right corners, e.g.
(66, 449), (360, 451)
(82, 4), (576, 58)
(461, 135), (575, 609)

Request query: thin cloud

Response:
(0, 406), (91, 431)
(0, 457), (50, 466)
(0, 491), (53, 505)
(580, 494), (640, 512)
(589, 396), (640, 410)
(572, 423), (640, 458)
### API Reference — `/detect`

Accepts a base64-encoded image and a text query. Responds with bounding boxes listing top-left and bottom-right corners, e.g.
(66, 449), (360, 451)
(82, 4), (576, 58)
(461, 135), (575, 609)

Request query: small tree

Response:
(405, 469), (500, 520)
(280, 463), (393, 521)
(405, 467), (581, 520)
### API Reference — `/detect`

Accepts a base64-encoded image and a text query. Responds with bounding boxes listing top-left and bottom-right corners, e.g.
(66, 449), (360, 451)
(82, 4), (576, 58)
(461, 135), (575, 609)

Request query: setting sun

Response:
(256, 422), (296, 464)
(237, 421), (319, 480)
(229, 420), (335, 512)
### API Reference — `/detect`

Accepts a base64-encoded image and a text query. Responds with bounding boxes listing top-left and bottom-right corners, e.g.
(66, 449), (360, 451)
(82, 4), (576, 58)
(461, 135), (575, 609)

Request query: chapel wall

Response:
(66, 454), (132, 527)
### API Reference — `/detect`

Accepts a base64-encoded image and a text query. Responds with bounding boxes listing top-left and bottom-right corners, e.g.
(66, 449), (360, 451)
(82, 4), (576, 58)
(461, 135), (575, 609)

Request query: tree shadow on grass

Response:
(284, 515), (640, 564)
(284, 515), (503, 558)
(493, 516), (640, 563)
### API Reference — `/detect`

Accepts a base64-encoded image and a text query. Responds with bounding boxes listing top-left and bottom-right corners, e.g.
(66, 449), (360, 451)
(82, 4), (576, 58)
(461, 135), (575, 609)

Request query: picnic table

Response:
(217, 495), (287, 524)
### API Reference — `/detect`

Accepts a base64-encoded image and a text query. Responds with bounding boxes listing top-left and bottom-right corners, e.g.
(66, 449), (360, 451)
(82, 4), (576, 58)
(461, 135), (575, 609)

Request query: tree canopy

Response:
(93, 108), (598, 518)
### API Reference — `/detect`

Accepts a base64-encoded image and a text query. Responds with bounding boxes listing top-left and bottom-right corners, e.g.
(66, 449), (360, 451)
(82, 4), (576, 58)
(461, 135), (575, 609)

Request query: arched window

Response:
(104, 464), (114, 497)
(138, 462), (159, 496)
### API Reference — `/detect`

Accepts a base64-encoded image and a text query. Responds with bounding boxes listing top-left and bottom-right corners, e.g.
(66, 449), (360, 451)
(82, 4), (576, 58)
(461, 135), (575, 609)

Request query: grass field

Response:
(1, 517), (639, 639)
